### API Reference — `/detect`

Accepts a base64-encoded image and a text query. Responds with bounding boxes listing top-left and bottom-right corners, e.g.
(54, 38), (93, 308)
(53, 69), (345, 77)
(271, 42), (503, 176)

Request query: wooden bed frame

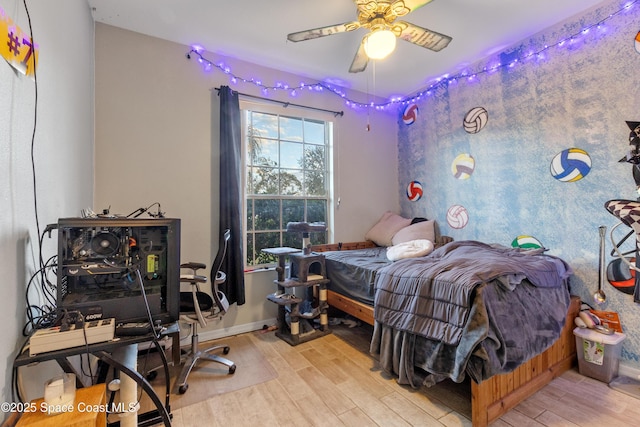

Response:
(311, 241), (580, 427)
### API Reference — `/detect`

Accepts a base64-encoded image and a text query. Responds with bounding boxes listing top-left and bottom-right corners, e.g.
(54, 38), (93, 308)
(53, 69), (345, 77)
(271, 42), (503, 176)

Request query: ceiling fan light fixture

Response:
(364, 29), (396, 60)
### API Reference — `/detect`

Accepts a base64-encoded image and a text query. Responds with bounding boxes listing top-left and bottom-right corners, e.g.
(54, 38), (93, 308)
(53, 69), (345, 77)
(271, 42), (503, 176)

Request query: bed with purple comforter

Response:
(323, 240), (572, 387)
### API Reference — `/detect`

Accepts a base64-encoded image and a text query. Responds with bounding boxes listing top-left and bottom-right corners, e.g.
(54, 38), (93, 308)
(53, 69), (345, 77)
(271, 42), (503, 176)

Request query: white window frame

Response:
(240, 99), (335, 268)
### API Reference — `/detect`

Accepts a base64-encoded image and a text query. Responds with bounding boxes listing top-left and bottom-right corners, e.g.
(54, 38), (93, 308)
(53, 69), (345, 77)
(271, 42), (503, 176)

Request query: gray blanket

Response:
(370, 240), (572, 386)
(324, 246), (389, 305)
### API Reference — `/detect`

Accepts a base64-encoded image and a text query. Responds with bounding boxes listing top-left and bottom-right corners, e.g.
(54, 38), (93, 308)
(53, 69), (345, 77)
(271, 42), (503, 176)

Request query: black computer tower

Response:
(56, 217), (180, 324)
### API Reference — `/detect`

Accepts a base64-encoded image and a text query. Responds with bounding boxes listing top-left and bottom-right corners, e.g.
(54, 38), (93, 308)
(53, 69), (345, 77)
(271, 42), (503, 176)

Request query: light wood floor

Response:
(168, 323), (640, 427)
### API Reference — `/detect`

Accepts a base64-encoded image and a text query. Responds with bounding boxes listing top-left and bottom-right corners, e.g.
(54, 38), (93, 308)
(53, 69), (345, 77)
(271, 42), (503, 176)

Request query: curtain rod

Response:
(215, 87), (344, 117)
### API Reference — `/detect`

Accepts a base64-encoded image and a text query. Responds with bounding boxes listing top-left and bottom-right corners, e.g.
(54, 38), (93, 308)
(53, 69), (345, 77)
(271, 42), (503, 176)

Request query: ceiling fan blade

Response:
(349, 38), (369, 73)
(287, 21), (360, 42)
(395, 20), (452, 51)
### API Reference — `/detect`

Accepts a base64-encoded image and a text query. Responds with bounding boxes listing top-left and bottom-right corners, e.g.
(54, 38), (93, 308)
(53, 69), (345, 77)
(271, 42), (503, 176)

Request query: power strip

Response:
(29, 318), (116, 356)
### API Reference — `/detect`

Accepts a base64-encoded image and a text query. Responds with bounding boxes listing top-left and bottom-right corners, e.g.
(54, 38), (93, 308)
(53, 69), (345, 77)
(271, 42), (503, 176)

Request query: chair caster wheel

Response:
(178, 384), (188, 394)
(223, 346), (230, 355)
(145, 371), (158, 382)
(228, 364), (236, 375)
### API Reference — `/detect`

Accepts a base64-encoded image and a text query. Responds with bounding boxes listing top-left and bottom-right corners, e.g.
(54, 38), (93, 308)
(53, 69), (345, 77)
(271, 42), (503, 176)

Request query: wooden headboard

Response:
(310, 240), (377, 252)
(310, 235), (453, 253)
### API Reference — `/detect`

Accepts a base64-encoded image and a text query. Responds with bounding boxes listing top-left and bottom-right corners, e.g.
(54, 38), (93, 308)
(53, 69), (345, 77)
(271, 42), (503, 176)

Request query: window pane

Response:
(280, 116), (303, 142)
(305, 171), (326, 196)
(283, 199), (304, 225)
(304, 145), (325, 170)
(251, 138), (278, 167)
(246, 166), (254, 195)
(254, 199), (280, 230)
(250, 166), (279, 195)
(247, 123), (265, 165)
(304, 119), (326, 144)
(307, 199), (327, 224)
(251, 112), (279, 139)
(304, 144), (326, 196)
(246, 199), (254, 231)
(280, 170), (303, 195)
(246, 234), (255, 265)
(280, 141), (303, 169)
(283, 232), (300, 249)
(310, 232), (327, 246)
(255, 232), (280, 263)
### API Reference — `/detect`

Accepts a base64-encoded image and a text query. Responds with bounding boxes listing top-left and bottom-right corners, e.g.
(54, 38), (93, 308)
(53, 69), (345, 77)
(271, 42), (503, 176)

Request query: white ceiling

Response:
(87, 0), (607, 99)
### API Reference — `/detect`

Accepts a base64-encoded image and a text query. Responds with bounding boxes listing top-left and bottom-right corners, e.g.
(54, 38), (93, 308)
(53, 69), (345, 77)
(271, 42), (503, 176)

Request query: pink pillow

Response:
(391, 220), (436, 246)
(365, 211), (411, 247)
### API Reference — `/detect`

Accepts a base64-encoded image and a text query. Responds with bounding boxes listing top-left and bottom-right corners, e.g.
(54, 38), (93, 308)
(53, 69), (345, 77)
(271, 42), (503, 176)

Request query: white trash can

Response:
(573, 327), (626, 383)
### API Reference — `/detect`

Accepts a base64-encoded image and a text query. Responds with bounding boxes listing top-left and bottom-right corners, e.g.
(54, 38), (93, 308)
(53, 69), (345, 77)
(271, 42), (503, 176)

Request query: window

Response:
(243, 109), (332, 266)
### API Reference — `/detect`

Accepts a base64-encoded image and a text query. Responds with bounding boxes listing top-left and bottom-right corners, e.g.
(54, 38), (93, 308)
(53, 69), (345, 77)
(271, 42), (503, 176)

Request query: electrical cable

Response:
(22, 229), (60, 335)
(11, 338), (30, 403)
(19, 1), (70, 343)
(125, 202), (165, 218)
(21, 0), (44, 275)
(18, 0), (62, 344)
(23, 254), (58, 335)
(134, 269), (162, 340)
(79, 312), (95, 384)
(98, 268), (161, 415)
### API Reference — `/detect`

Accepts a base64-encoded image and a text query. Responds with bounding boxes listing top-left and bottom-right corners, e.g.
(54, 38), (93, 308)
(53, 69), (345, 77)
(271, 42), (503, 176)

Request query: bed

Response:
(310, 237), (580, 427)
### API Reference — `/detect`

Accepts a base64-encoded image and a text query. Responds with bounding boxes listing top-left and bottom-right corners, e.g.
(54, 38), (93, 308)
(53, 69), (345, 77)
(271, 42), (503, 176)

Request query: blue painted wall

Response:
(397, 0), (640, 366)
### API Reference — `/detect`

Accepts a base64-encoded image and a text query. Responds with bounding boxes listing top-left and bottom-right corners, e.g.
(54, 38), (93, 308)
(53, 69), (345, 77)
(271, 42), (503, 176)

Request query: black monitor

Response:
(56, 217), (180, 325)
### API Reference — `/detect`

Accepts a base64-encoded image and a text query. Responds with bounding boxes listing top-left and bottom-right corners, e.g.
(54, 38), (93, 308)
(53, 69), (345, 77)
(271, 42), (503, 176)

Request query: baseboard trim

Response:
(618, 361), (640, 381)
(192, 318), (277, 343)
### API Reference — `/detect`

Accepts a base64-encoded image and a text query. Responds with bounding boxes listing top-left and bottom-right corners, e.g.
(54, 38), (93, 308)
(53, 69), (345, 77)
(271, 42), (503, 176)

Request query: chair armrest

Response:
(180, 261), (207, 271)
(180, 274), (207, 283)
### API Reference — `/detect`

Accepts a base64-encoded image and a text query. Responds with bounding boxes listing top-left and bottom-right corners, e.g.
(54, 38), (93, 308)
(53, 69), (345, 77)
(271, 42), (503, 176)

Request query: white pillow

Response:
(391, 219), (436, 246)
(365, 211), (411, 247)
(387, 239), (434, 261)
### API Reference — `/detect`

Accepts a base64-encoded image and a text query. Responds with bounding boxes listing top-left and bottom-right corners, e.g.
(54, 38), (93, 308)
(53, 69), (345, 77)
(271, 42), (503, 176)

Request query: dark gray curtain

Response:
(217, 86), (245, 305)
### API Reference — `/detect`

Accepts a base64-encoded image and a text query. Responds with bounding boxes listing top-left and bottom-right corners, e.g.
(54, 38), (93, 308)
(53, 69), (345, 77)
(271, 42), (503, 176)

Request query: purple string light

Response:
(187, 0), (637, 111)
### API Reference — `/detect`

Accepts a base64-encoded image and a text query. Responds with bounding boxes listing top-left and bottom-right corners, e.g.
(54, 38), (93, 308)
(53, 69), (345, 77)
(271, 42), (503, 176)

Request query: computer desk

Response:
(14, 322), (180, 427)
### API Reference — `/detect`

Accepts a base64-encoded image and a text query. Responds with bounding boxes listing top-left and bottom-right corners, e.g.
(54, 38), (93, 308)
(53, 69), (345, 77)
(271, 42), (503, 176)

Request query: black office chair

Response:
(175, 229), (236, 394)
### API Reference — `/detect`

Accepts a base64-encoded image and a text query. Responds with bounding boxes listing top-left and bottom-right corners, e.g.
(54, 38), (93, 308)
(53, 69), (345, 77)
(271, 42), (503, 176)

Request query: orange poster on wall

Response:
(1, 7), (38, 78)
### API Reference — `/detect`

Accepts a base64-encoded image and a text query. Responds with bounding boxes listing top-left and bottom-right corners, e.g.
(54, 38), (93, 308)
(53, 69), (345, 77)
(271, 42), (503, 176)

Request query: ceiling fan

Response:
(286, 0), (452, 73)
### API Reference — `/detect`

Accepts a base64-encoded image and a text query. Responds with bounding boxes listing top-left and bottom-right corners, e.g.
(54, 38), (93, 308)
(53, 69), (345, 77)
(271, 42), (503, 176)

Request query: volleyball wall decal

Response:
(451, 153), (475, 179)
(463, 107), (488, 134)
(511, 235), (543, 249)
(550, 148), (592, 182)
(406, 180), (423, 201)
(446, 204), (469, 229)
(402, 103), (419, 125)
